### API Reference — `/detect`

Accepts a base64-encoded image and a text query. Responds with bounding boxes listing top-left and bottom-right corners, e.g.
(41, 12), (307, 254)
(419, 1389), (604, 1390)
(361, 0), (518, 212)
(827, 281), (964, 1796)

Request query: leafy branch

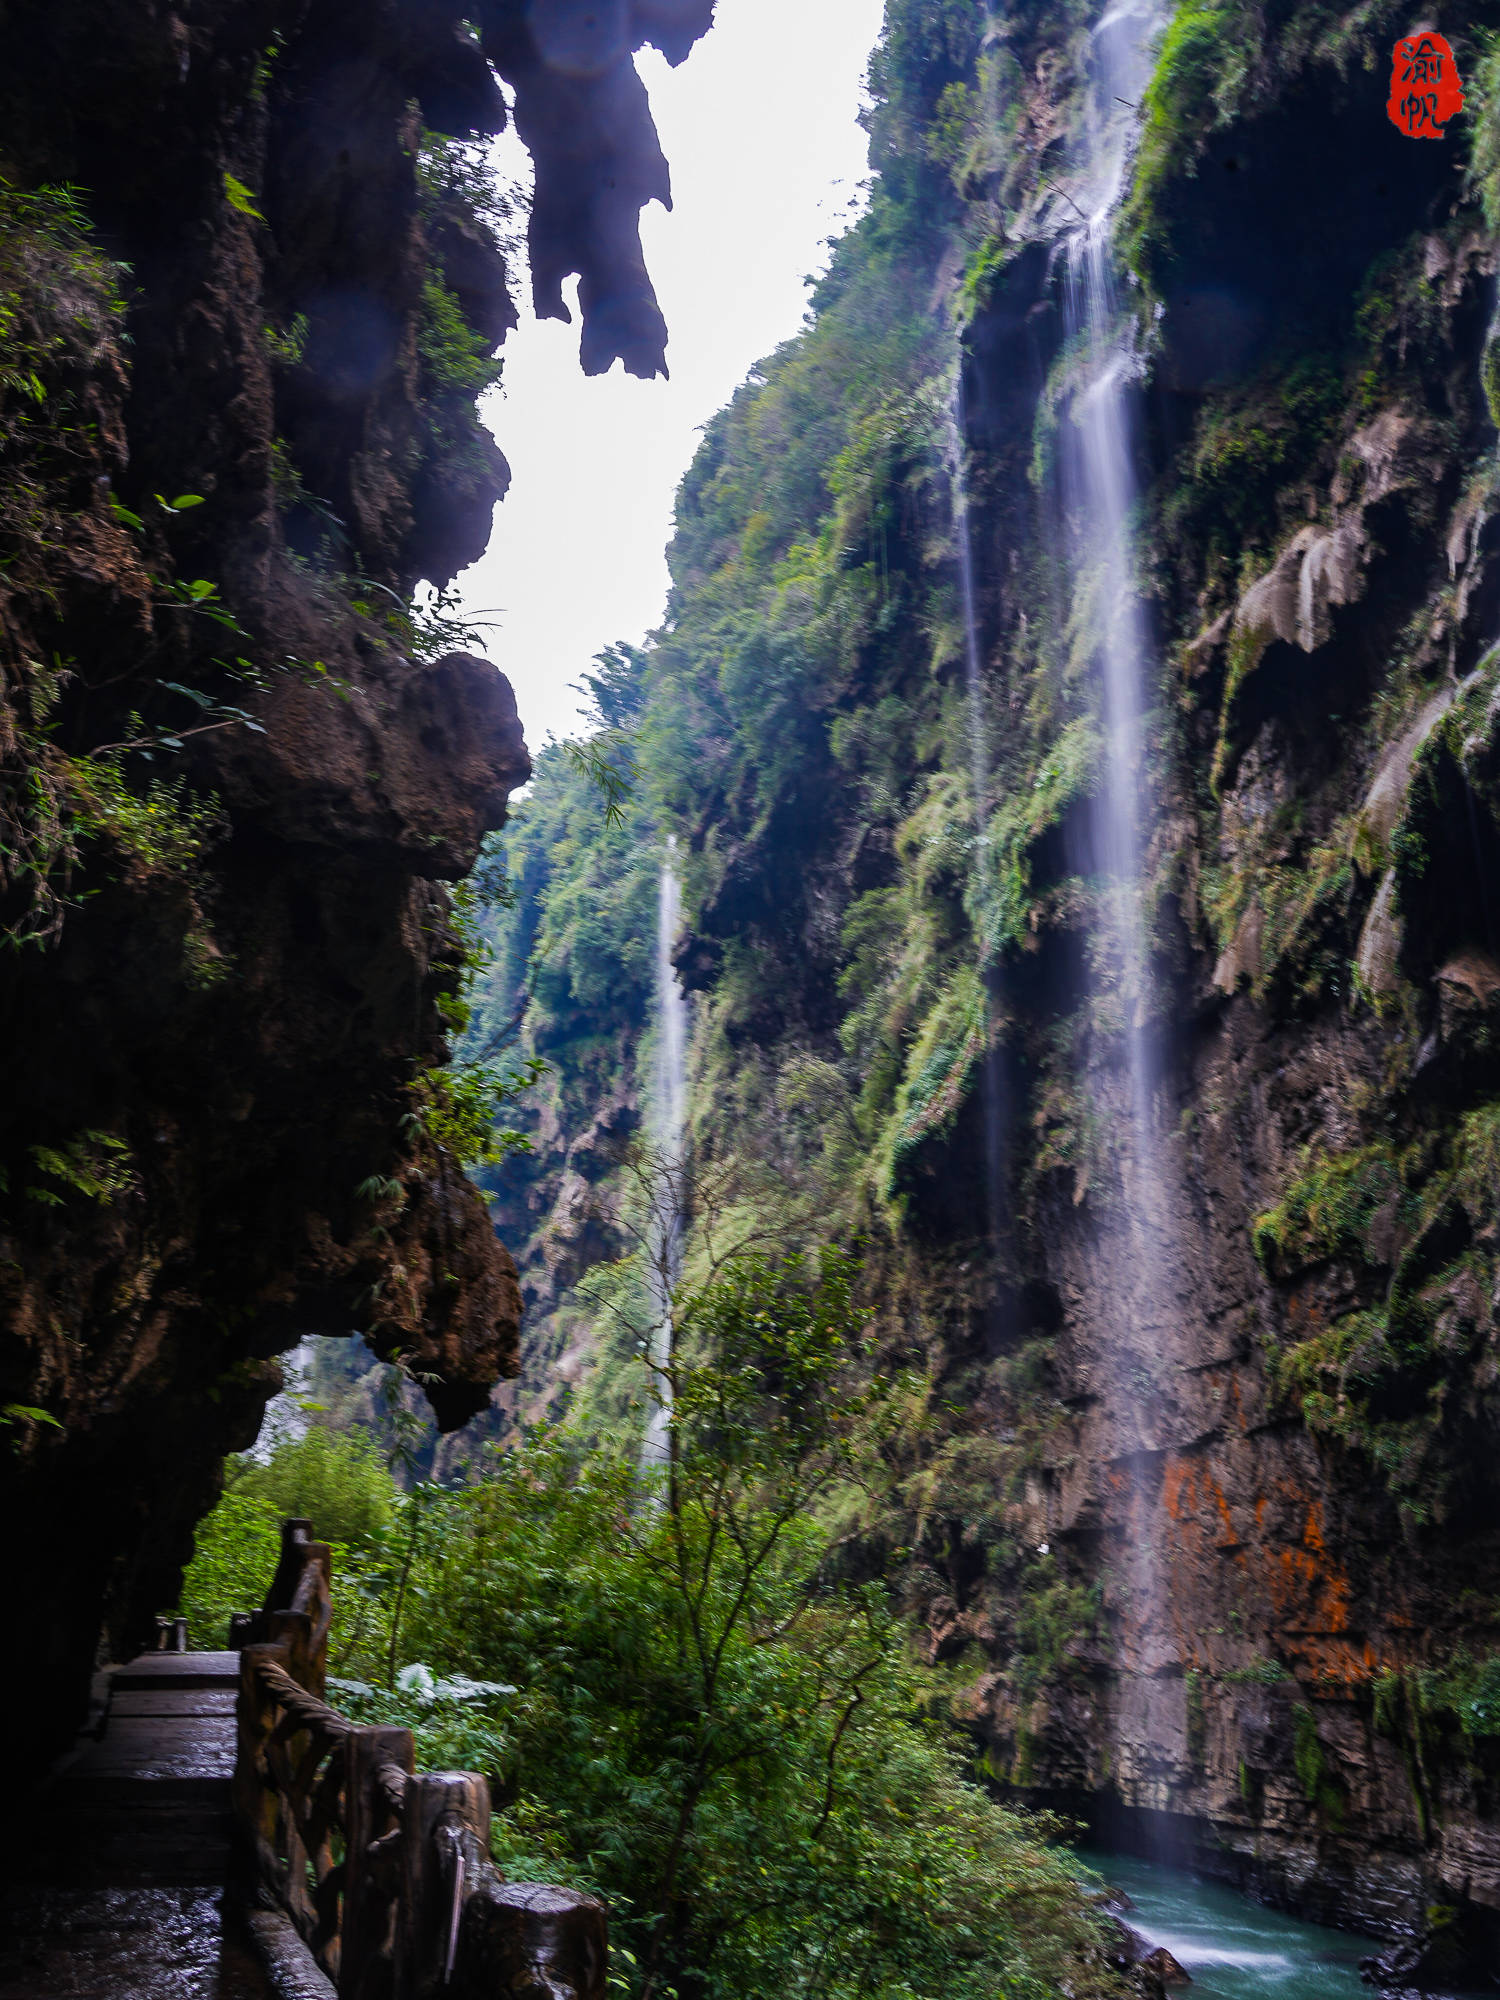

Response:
(562, 735), (637, 828)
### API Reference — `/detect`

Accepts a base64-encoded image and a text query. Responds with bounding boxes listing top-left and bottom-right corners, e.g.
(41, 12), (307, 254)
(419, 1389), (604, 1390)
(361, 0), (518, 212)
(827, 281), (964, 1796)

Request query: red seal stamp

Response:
(1387, 31), (1464, 137)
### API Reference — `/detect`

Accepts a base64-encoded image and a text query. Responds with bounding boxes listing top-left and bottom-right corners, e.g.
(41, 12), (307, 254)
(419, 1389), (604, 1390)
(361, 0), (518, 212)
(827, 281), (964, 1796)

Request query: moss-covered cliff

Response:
(0, 0), (714, 1773)
(477, 0), (1500, 1971)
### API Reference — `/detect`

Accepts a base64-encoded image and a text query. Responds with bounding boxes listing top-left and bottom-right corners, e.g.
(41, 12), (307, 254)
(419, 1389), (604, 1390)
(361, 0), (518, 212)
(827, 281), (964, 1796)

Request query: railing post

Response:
(450, 1882), (608, 2000)
(342, 1724), (415, 2000)
(236, 1640), (290, 1898)
(396, 1772), (490, 1998)
(232, 1519), (609, 2000)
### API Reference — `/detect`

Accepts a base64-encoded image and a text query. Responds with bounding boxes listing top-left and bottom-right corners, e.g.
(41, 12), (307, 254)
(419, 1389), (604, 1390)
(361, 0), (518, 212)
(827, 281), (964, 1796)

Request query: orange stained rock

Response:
(1286, 1286), (1325, 1332)
(1163, 1453), (1195, 1522)
(1225, 1374), (1249, 1432)
(1208, 1466), (1239, 1546)
(1118, 1446), (1375, 1684)
(1267, 1534), (1351, 1635)
(1162, 1451), (1239, 1547)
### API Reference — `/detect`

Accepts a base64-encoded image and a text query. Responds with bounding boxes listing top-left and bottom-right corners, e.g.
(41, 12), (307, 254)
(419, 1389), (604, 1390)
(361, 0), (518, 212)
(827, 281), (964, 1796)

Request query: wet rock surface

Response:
(1139, 1943), (1191, 1986)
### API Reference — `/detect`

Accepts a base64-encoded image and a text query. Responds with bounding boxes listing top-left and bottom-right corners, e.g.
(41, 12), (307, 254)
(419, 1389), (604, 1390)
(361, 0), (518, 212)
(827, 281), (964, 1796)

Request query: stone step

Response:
(112, 1688), (238, 1718)
(70, 1714), (237, 1781)
(46, 1784), (232, 1816)
(17, 1804), (237, 1889)
(4, 1652), (272, 1993)
(112, 1650), (240, 1691)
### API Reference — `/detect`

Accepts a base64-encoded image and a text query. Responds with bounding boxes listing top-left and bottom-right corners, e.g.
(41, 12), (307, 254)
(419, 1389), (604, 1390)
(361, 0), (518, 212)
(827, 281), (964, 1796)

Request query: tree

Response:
(398, 1249), (1112, 2000)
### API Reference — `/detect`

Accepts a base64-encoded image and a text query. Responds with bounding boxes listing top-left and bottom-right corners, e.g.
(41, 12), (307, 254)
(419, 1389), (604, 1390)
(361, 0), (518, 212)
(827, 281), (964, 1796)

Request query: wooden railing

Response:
(232, 1518), (607, 2000)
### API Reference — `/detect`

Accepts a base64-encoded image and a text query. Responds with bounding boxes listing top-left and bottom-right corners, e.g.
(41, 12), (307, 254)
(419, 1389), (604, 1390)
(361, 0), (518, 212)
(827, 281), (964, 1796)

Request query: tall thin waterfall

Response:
(1058, 0), (1176, 1787)
(252, 1336), (314, 1458)
(1062, 0), (1161, 1158)
(641, 836), (688, 1477)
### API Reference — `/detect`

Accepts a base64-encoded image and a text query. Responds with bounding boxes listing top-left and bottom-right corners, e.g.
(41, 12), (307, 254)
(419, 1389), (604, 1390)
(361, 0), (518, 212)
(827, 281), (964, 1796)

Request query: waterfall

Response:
(251, 1336), (314, 1459)
(1057, 0), (1170, 1361)
(641, 836), (688, 1478)
(1056, 0), (1177, 1797)
(1061, 0), (1160, 1156)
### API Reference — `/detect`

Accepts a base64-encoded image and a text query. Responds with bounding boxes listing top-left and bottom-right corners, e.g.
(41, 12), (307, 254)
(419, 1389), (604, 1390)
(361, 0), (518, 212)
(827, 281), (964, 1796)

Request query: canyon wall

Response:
(0, 0), (711, 1771)
(477, 0), (1500, 1972)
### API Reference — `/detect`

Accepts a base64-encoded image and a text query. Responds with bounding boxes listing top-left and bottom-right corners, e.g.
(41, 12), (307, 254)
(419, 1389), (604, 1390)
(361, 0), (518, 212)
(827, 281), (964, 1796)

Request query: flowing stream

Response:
(641, 837), (688, 1476)
(1090, 1853), (1381, 1999)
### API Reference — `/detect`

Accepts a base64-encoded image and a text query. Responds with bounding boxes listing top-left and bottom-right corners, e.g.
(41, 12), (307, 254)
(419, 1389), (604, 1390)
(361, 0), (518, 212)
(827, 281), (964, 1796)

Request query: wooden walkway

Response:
(1, 1521), (604, 2000)
(0, 1652), (275, 1999)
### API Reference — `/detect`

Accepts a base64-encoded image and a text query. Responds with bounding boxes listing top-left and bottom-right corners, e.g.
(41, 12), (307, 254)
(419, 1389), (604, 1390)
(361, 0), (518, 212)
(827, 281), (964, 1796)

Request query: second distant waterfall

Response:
(641, 837), (688, 1476)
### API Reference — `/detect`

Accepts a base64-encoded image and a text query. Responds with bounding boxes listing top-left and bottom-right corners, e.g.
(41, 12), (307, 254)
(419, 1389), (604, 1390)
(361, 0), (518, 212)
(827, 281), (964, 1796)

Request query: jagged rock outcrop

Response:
(484, 0), (715, 378)
(0, 0), (711, 1773)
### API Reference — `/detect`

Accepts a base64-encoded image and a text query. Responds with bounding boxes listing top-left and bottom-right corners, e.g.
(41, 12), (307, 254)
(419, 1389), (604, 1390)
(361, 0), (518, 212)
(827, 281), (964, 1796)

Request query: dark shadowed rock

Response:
(0, 0), (714, 1779)
(1139, 1944), (1191, 1986)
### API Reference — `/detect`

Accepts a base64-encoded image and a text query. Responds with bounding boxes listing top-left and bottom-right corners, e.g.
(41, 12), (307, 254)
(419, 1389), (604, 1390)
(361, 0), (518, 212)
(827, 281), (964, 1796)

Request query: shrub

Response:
(229, 1424), (396, 1548)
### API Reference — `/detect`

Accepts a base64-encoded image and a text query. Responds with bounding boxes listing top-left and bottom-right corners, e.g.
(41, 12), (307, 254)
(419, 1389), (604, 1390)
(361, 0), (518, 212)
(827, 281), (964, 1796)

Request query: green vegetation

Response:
(458, 700), (663, 1406)
(416, 129), (522, 253)
(408, 1054), (544, 1170)
(1221, 1656), (1292, 1688)
(237, 1422), (396, 1545)
(185, 1252), (1115, 1999)
(1369, 1649), (1500, 1833)
(0, 180), (324, 959)
(417, 271), (502, 400)
(1251, 1106), (1500, 1511)
(263, 312), (308, 368)
(25, 1128), (134, 1207)
(1124, 1), (1256, 280)
(1375, 1652), (1500, 1746)
(222, 172), (264, 222)
(1469, 32), (1500, 231)
(1291, 1704), (1344, 1822)
(0, 178), (135, 944)
(407, 131), (509, 500)
(1252, 1138), (1409, 1278)
(180, 1427), (399, 1666)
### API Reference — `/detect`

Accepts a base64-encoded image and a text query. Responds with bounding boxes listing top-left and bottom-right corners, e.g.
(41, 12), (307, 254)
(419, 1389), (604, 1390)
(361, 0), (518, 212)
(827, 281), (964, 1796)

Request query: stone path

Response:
(0, 1653), (273, 1999)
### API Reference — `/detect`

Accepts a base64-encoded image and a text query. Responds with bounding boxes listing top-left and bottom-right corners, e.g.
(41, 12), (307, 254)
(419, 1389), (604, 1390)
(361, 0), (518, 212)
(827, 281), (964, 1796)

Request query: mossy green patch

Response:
(1256, 1105), (1500, 1508)
(1253, 1138), (1409, 1278)
(881, 961), (990, 1203)
(1122, 2), (1258, 283)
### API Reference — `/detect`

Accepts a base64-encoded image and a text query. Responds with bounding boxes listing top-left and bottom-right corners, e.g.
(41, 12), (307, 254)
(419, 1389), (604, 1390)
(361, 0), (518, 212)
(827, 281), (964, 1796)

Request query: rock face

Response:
(0, 0), (711, 1771)
(932, 18), (1500, 1968)
(470, 0), (1500, 1974)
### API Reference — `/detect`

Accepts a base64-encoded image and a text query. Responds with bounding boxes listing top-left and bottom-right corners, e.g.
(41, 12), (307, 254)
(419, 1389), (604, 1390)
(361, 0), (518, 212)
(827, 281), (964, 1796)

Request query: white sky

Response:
(457, 0), (888, 751)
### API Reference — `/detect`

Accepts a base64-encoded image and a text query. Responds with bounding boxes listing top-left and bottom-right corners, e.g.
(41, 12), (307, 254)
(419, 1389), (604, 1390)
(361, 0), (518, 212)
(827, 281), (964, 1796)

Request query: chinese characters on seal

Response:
(1386, 31), (1464, 138)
